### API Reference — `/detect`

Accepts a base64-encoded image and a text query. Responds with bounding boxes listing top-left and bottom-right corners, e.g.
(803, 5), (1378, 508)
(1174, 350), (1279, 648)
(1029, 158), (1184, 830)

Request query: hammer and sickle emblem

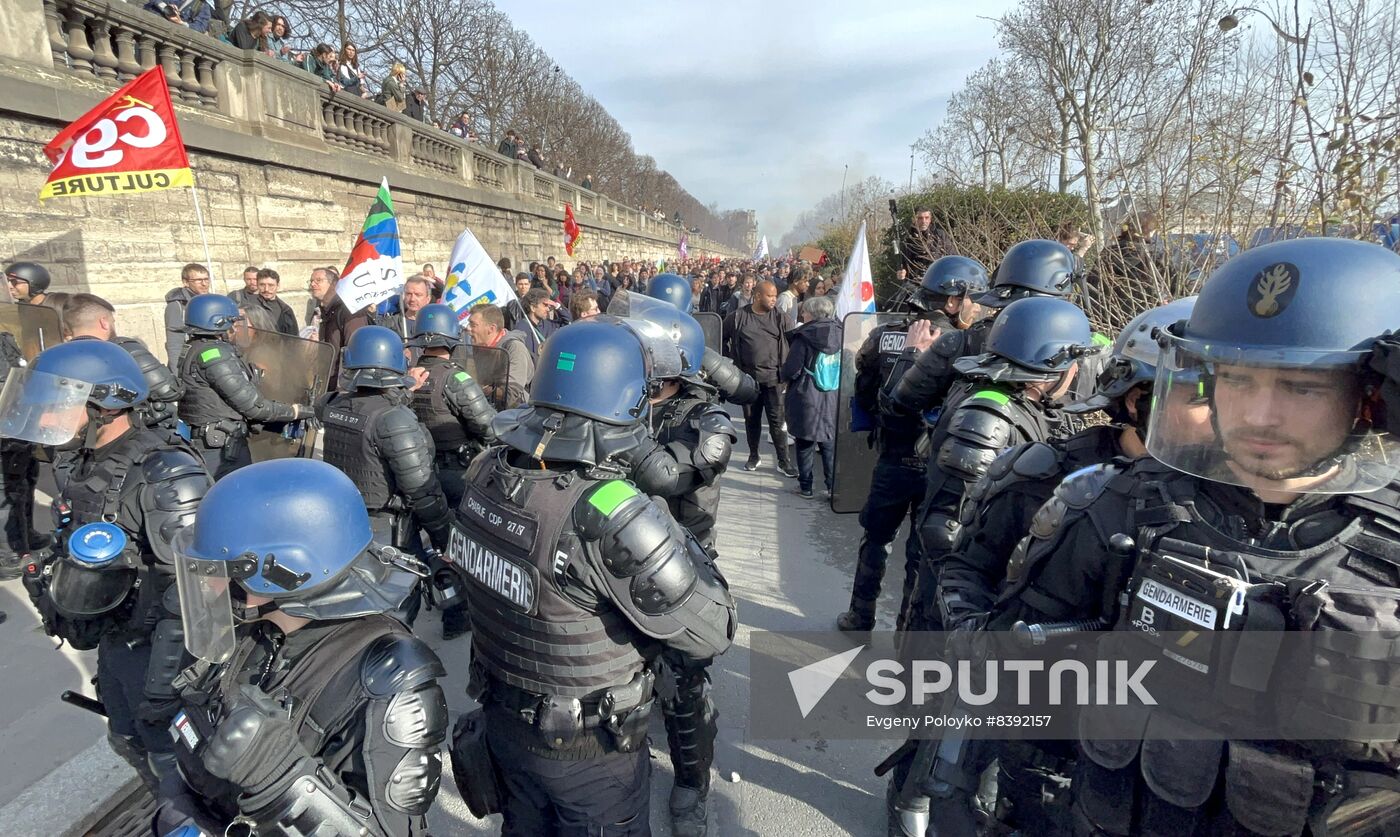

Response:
(111, 94), (154, 112)
(1252, 264), (1292, 317)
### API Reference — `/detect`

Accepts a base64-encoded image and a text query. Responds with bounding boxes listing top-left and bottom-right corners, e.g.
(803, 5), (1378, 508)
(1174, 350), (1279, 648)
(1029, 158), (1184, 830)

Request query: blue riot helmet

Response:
(529, 319), (651, 424)
(1147, 238), (1400, 494)
(1068, 296), (1197, 421)
(342, 325), (409, 389)
(408, 303), (463, 349)
(911, 256), (989, 311)
(952, 296), (1098, 384)
(647, 272), (693, 312)
(973, 239), (1077, 308)
(47, 522), (140, 620)
(616, 295), (706, 378)
(0, 340), (148, 446)
(174, 459), (424, 663)
(183, 293), (243, 335)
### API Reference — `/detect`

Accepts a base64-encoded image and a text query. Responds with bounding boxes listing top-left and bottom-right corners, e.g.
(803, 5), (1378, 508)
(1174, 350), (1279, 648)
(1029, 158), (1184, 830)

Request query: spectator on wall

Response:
(405, 89), (429, 122)
(527, 145), (545, 169)
(337, 43), (369, 98)
(497, 129), (519, 158)
(301, 43), (340, 91)
(143, 0), (212, 33)
(380, 63), (408, 112)
(225, 9), (270, 50)
(581, 174), (594, 191)
(267, 15), (295, 61)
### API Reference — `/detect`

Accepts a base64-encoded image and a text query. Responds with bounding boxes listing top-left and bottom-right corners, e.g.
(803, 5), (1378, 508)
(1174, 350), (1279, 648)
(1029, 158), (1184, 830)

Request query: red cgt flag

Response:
(40, 66), (192, 201)
(563, 203), (582, 256)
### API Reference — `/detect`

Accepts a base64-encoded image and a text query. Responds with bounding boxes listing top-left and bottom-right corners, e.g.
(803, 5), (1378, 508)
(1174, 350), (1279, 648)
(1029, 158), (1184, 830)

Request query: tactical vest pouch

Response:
(449, 708), (503, 817)
(1224, 741), (1314, 836)
(1139, 714), (1222, 809)
(200, 425), (229, 449)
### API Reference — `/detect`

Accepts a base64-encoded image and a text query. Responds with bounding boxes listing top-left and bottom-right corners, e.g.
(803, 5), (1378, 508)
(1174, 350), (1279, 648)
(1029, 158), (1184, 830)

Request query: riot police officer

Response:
(176, 294), (307, 477)
(159, 459), (446, 837)
(618, 298), (738, 836)
(836, 255), (991, 633)
(648, 271), (694, 312)
(62, 292), (184, 430)
(406, 303), (499, 508)
(405, 304), (498, 640)
(319, 326), (452, 557)
(448, 319), (736, 836)
(905, 297), (1202, 837)
(996, 238), (1400, 835)
(886, 239), (1078, 420)
(0, 340), (211, 791)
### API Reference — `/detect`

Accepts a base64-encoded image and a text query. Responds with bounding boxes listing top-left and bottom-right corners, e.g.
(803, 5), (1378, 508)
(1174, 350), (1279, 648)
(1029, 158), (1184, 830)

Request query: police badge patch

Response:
(1245, 262), (1299, 318)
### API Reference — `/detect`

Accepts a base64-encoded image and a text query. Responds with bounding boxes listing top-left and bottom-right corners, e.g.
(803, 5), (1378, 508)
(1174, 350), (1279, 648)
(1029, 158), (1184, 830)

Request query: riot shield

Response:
(694, 311), (722, 352)
(458, 345), (515, 410)
(231, 326), (334, 461)
(0, 302), (63, 361)
(831, 312), (905, 514)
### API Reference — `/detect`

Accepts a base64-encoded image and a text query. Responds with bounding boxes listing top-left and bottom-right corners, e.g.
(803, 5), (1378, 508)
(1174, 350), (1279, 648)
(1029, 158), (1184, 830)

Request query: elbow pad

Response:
(702, 348), (758, 405)
(238, 758), (380, 837)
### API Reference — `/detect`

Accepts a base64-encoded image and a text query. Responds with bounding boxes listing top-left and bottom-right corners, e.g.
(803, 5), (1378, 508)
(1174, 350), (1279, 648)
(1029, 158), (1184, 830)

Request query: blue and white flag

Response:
(443, 227), (515, 322)
(751, 235), (769, 261)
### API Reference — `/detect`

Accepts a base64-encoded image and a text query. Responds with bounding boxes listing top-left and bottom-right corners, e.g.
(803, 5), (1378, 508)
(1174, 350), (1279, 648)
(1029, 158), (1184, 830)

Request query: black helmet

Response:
(1147, 238), (1400, 494)
(911, 256), (989, 311)
(953, 296), (1097, 383)
(973, 239), (1076, 308)
(342, 325), (409, 389)
(4, 261), (51, 296)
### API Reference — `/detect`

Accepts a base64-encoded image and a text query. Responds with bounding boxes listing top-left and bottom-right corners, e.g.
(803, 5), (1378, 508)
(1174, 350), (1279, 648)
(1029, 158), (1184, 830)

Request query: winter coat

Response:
(781, 317), (841, 442)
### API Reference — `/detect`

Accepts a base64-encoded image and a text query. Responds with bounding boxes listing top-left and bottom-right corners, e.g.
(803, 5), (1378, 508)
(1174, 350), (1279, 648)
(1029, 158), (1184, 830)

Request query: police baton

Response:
(61, 690), (107, 718)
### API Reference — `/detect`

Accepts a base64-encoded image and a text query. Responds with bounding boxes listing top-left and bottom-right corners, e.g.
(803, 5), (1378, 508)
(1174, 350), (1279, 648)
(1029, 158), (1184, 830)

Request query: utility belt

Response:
(473, 666), (656, 760)
(190, 419), (247, 449)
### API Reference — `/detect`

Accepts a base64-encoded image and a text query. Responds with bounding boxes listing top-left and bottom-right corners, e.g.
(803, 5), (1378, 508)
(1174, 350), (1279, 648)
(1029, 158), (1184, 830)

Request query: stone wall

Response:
(0, 0), (742, 352)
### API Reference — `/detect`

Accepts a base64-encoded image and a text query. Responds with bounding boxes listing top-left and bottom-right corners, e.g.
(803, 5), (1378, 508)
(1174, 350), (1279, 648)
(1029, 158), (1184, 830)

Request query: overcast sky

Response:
(505, 0), (1018, 243)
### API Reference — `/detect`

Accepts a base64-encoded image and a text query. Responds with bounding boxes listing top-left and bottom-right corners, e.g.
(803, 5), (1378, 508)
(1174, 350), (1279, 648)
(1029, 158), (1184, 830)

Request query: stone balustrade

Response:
(5, 0), (737, 256)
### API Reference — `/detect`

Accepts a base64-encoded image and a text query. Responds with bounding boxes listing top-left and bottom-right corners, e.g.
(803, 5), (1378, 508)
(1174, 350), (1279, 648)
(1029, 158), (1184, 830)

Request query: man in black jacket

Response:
(723, 280), (795, 476)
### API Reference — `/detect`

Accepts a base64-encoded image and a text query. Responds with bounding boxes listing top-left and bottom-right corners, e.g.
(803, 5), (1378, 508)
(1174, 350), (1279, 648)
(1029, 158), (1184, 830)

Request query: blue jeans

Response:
(794, 438), (834, 492)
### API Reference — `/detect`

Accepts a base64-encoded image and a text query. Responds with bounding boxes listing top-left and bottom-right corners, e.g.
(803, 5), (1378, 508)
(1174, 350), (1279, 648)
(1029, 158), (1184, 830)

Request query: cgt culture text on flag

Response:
(443, 227), (516, 321)
(40, 66), (193, 201)
(338, 178), (403, 312)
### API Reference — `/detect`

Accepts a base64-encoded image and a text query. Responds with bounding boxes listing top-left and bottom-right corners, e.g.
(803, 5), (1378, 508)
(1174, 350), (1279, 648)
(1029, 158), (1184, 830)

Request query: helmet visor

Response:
(174, 533), (239, 664)
(49, 559), (137, 618)
(0, 368), (94, 445)
(1145, 336), (1399, 494)
(620, 317), (684, 381)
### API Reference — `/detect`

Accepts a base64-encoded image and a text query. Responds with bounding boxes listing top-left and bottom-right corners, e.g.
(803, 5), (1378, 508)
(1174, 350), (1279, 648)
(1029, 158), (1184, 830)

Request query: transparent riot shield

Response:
(0, 302), (63, 361)
(459, 345), (515, 410)
(694, 312), (722, 352)
(831, 312), (906, 514)
(230, 326), (334, 461)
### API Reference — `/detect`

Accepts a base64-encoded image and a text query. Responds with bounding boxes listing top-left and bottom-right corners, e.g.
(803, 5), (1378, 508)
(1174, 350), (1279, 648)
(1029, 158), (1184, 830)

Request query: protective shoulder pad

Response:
(193, 340), (236, 366)
(694, 404), (738, 440)
(930, 328), (967, 359)
(361, 632), (448, 698)
(1056, 463), (1121, 511)
(375, 404), (429, 439)
(141, 445), (208, 484)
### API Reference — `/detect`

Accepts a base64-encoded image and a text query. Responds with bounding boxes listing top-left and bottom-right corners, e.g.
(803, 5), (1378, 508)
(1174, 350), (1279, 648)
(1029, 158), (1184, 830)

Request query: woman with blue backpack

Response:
(781, 295), (843, 497)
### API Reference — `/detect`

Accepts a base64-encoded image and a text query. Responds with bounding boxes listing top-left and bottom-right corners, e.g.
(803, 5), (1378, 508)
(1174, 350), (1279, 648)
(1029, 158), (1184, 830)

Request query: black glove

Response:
(1370, 334), (1400, 433)
(201, 684), (308, 795)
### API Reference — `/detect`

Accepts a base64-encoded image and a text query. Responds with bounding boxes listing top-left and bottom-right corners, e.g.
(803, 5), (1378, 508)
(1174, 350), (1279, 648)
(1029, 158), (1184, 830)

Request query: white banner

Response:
(835, 222), (876, 320)
(443, 227), (516, 321)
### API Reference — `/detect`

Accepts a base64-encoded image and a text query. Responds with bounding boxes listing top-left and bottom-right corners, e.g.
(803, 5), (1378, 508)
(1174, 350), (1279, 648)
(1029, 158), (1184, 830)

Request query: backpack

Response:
(811, 350), (841, 392)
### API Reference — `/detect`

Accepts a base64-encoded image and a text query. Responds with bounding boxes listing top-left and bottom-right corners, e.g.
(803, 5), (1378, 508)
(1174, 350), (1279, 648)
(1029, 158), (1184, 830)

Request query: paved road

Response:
(3, 451), (916, 834)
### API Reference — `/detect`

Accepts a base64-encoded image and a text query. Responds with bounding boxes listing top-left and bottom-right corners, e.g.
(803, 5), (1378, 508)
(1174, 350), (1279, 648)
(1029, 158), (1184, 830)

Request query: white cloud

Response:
(504, 1), (1016, 240)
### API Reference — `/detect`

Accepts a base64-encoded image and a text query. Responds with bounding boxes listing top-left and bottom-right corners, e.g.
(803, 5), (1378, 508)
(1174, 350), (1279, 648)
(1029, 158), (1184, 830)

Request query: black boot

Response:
(664, 661), (717, 837)
(837, 597), (876, 632)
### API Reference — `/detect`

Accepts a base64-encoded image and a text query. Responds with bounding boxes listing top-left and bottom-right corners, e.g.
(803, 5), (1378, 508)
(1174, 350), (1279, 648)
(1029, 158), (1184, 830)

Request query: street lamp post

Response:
(542, 64), (561, 156)
(1217, 6), (1307, 45)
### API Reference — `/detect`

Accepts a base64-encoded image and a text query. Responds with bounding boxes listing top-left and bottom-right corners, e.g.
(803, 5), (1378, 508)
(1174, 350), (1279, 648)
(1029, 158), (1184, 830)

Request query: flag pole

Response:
(188, 178), (219, 291)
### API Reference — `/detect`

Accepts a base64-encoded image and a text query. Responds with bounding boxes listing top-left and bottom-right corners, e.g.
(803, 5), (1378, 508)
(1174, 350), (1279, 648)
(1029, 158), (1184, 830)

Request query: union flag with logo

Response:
(40, 66), (193, 201)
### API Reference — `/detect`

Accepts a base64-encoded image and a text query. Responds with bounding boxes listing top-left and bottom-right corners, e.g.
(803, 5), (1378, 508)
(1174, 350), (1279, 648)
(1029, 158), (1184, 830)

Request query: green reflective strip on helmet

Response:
(454, 371), (471, 382)
(1092, 332), (1111, 347)
(971, 389), (1011, 406)
(200, 347), (221, 363)
(589, 480), (638, 516)
(557, 351), (577, 371)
